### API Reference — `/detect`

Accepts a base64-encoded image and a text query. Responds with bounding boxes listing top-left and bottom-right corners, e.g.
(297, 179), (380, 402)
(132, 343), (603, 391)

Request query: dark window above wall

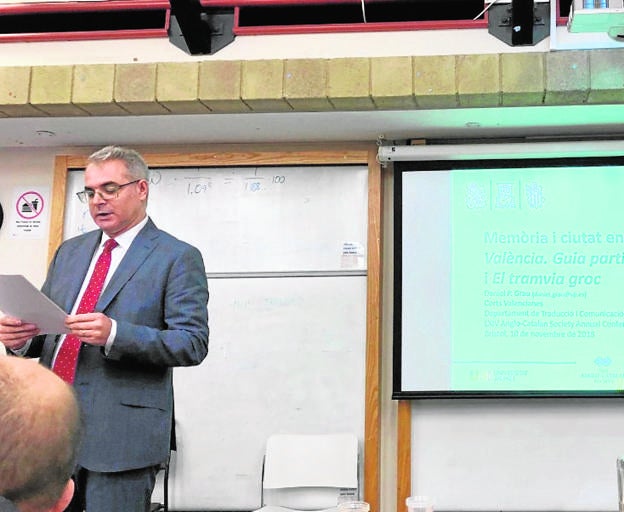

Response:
(0, 0), (170, 42)
(0, 0), (570, 50)
(201, 0), (489, 34)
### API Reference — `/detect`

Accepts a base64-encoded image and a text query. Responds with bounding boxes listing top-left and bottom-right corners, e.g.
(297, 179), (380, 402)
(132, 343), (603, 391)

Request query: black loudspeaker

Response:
(168, 0), (235, 55)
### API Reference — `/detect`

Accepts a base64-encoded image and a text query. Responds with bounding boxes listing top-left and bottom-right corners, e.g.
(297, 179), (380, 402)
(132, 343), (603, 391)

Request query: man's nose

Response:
(93, 190), (108, 203)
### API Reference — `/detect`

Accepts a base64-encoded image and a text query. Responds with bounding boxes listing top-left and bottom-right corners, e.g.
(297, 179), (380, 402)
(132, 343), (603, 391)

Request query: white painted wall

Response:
(0, 28), (549, 68)
(0, 148), (59, 286)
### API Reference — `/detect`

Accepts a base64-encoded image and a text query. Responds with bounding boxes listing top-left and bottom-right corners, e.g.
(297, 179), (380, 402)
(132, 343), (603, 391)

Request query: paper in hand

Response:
(0, 275), (70, 335)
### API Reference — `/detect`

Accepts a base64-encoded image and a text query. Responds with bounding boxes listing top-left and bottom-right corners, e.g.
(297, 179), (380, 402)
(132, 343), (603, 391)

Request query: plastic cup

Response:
(337, 501), (371, 512)
(406, 496), (433, 512)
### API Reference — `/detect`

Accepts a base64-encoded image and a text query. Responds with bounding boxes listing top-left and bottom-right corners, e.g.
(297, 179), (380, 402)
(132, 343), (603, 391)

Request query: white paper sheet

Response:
(0, 275), (69, 334)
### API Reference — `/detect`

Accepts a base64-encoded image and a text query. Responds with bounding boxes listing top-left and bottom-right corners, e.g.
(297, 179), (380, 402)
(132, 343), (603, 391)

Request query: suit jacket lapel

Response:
(96, 220), (159, 312)
(62, 231), (101, 312)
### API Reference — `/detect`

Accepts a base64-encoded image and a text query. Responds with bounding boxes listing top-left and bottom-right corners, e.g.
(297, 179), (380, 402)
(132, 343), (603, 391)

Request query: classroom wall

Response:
(0, 148), (60, 286)
(381, 167), (399, 510)
(0, 145), (393, 511)
(0, 28), (550, 68)
(0, 10), (622, 512)
(3, 144), (624, 512)
(411, 398), (624, 511)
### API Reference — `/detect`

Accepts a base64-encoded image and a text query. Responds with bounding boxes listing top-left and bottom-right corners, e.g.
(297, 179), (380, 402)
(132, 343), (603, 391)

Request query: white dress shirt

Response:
(51, 216), (149, 362)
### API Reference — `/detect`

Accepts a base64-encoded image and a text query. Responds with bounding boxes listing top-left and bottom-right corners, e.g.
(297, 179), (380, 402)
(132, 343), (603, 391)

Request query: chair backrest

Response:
(262, 433), (359, 510)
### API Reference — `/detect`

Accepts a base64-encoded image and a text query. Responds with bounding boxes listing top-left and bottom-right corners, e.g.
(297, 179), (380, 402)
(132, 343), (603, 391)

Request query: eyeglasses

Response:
(76, 180), (141, 203)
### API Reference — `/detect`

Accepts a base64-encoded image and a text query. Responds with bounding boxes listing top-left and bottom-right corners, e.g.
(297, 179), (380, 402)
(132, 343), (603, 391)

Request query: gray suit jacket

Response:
(27, 219), (209, 472)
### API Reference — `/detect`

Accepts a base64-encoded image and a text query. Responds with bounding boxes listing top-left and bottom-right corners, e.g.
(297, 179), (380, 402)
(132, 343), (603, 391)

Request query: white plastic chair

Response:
(254, 433), (360, 512)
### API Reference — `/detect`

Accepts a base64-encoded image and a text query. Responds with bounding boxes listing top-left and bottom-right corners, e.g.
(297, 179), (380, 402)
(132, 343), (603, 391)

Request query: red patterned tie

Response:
(52, 238), (118, 384)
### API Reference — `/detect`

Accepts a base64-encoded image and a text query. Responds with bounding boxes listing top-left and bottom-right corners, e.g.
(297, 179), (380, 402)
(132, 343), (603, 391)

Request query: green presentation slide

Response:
(450, 166), (624, 392)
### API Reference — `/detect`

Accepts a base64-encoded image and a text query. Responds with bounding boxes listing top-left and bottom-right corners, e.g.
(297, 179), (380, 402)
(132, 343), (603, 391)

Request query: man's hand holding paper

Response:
(0, 274), (71, 339)
(0, 314), (40, 351)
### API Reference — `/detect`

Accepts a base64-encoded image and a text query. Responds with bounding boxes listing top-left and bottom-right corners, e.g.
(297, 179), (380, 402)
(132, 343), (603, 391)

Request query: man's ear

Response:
(50, 479), (74, 512)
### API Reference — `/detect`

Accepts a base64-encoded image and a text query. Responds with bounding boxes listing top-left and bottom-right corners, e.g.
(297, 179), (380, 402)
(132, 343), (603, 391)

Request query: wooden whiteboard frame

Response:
(48, 144), (383, 512)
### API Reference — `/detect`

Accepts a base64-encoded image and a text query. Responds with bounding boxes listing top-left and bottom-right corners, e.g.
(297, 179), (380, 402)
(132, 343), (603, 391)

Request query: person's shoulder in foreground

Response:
(0, 356), (83, 512)
(0, 496), (18, 512)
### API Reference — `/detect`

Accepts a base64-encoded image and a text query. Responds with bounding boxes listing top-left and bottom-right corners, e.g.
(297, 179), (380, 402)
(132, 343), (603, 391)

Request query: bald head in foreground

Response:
(0, 357), (83, 512)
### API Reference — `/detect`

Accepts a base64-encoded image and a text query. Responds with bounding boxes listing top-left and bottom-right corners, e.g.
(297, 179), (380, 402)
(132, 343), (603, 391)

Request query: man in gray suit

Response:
(0, 146), (209, 511)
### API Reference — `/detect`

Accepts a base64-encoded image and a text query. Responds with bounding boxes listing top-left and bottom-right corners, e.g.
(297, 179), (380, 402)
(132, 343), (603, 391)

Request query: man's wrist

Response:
(10, 339), (31, 355)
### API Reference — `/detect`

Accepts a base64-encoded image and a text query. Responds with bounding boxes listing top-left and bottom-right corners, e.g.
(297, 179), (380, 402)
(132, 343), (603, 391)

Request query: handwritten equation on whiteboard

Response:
(64, 165), (368, 274)
(173, 170), (288, 197)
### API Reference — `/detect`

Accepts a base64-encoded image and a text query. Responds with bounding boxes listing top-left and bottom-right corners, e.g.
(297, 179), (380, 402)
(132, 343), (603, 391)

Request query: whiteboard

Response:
(171, 276), (366, 510)
(63, 165), (368, 510)
(64, 166), (368, 273)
